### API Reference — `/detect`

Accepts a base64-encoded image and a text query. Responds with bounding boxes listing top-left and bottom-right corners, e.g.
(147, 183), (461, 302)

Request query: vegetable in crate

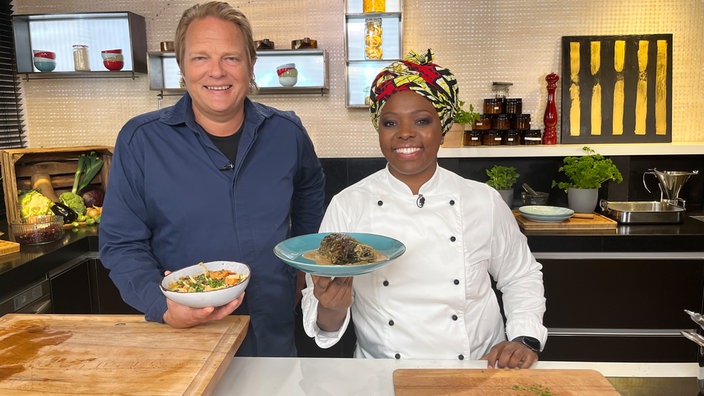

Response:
(319, 233), (377, 265)
(19, 190), (54, 218)
(59, 151), (104, 215)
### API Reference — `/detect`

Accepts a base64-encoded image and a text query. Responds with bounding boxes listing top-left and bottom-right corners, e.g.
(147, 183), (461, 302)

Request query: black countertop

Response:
(2, 214), (704, 298)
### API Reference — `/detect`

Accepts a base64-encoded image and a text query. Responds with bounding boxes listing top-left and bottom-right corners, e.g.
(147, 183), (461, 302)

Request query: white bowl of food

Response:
(160, 261), (250, 308)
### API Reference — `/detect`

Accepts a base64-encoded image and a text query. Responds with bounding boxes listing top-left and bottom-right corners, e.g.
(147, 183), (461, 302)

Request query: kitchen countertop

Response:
(2, 213), (704, 298)
(213, 357), (701, 395)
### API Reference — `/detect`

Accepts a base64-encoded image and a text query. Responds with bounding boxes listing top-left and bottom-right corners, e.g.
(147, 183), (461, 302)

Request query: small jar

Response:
(472, 114), (492, 130)
(503, 130), (521, 145)
(482, 130), (502, 146)
(515, 114), (531, 130)
(363, 0), (386, 12)
(492, 114), (510, 130)
(523, 129), (542, 145)
(505, 98), (523, 114)
(483, 98), (503, 114)
(72, 44), (90, 71)
(364, 18), (383, 60)
(463, 130), (482, 146)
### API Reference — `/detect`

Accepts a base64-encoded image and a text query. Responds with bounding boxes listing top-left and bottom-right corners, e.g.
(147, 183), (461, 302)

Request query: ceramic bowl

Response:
(34, 60), (56, 72)
(160, 261), (250, 308)
(103, 59), (124, 71)
(32, 50), (55, 59)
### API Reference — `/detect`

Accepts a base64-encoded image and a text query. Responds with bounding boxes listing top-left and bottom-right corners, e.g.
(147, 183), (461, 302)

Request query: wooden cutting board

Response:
(0, 314), (249, 395)
(394, 368), (620, 395)
(514, 211), (617, 231)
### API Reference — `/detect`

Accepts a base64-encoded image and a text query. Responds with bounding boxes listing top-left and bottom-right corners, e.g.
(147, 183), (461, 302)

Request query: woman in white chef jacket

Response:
(301, 49), (547, 369)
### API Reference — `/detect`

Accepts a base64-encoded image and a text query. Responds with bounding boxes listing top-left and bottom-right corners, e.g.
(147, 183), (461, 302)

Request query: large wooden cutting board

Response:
(514, 211), (617, 231)
(394, 368), (620, 395)
(0, 314), (249, 395)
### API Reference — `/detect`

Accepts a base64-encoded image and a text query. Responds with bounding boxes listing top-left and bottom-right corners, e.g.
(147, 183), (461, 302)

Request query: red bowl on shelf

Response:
(103, 59), (124, 71)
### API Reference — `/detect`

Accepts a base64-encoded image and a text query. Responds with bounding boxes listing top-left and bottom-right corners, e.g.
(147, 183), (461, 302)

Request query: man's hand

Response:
(163, 292), (244, 328)
(480, 340), (539, 369)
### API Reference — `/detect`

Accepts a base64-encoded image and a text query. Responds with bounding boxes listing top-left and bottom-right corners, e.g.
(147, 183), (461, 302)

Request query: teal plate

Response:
(273, 232), (406, 276)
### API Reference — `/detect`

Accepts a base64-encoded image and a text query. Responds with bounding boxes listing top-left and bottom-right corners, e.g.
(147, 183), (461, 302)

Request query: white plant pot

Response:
(497, 189), (513, 208)
(567, 187), (599, 213)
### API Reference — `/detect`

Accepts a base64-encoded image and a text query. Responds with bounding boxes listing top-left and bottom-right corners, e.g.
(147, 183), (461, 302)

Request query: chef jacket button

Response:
(453, 279), (460, 285)
(395, 353), (401, 359)
(452, 314), (458, 321)
(377, 200), (383, 206)
(458, 354), (464, 360)
(450, 236), (456, 242)
(383, 280), (389, 286)
(388, 320), (394, 326)
(449, 200), (455, 205)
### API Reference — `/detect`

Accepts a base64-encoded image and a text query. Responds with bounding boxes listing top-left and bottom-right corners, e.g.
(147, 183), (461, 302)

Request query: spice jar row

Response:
(483, 97), (523, 115)
(463, 129), (543, 146)
(472, 113), (532, 131)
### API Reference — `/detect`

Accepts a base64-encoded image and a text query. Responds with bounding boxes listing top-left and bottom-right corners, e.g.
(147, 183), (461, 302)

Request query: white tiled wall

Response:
(14, 0), (704, 157)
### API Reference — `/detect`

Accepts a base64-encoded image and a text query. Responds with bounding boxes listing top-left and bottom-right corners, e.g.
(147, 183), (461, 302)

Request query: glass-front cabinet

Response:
(345, 0), (403, 107)
(12, 12), (147, 78)
(148, 49), (328, 96)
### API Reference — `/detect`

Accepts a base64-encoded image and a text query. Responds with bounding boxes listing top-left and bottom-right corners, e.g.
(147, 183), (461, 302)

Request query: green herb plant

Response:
(551, 146), (623, 191)
(453, 100), (481, 125)
(486, 165), (520, 190)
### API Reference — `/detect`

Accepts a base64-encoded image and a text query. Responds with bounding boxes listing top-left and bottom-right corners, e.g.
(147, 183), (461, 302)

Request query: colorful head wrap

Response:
(369, 49), (461, 135)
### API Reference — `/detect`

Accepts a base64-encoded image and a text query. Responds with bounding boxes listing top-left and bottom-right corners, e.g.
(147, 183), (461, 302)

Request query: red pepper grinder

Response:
(542, 73), (559, 145)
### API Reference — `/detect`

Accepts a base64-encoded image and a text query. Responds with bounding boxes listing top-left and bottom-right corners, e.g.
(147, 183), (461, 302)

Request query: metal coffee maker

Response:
(643, 169), (699, 208)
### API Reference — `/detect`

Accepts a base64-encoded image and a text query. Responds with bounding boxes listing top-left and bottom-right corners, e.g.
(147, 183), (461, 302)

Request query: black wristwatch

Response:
(512, 336), (541, 353)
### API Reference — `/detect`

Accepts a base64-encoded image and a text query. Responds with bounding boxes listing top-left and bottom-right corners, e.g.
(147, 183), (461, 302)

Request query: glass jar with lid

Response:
(483, 98), (503, 115)
(503, 130), (521, 145)
(492, 114), (510, 130)
(522, 129), (542, 145)
(482, 130), (502, 146)
(463, 130), (482, 146)
(72, 44), (90, 71)
(505, 98), (522, 114)
(515, 114), (531, 130)
(364, 18), (383, 60)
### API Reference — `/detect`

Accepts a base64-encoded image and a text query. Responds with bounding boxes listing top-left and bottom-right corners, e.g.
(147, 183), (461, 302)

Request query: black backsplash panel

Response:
(320, 154), (703, 211)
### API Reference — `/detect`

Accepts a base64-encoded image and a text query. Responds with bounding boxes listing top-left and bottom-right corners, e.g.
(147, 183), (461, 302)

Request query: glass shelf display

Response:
(344, 0), (403, 108)
(12, 12), (147, 79)
(148, 49), (328, 96)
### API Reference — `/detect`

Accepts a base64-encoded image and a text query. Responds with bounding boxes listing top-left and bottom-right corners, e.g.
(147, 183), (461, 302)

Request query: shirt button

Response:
(452, 314), (458, 321)
(453, 279), (460, 285)
(377, 200), (383, 206)
(450, 236), (456, 242)
(388, 320), (394, 326)
(383, 280), (389, 286)
(395, 353), (401, 359)
(458, 354), (464, 360)
(449, 200), (455, 205)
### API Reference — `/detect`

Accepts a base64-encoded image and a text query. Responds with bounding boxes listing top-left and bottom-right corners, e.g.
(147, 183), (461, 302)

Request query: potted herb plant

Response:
(486, 165), (520, 207)
(552, 146), (623, 213)
(443, 101), (480, 148)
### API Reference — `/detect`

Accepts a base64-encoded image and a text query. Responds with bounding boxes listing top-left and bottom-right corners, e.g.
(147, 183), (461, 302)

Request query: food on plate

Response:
(166, 262), (248, 292)
(310, 233), (382, 265)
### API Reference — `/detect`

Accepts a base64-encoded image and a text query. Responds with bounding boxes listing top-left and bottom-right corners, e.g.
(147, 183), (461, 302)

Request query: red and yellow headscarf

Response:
(369, 49), (460, 135)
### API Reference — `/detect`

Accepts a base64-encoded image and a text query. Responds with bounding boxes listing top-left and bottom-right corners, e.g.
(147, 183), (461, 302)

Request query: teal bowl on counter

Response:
(34, 60), (56, 72)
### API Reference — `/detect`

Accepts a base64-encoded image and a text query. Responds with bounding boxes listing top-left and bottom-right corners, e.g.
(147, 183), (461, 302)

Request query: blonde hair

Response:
(175, 1), (257, 89)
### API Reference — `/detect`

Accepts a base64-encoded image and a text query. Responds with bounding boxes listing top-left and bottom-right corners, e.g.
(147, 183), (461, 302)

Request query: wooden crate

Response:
(1, 146), (113, 222)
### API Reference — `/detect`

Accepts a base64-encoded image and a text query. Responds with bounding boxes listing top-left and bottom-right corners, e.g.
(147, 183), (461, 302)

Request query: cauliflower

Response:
(19, 190), (54, 218)
(59, 191), (87, 216)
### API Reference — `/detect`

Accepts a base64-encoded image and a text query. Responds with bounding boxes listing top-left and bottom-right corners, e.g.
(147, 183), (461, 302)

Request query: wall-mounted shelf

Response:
(344, 0), (403, 108)
(12, 12), (147, 77)
(148, 49), (329, 96)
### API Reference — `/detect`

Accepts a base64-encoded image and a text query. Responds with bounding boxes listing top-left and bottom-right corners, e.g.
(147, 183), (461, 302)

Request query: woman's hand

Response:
(480, 340), (539, 369)
(312, 275), (353, 331)
(163, 292), (244, 328)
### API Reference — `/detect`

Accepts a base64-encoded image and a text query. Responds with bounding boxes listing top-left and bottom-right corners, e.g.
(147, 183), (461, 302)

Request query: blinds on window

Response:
(0, 0), (26, 149)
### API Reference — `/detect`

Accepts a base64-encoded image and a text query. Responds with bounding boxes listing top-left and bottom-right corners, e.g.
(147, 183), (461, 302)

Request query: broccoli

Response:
(19, 190), (54, 218)
(59, 191), (86, 216)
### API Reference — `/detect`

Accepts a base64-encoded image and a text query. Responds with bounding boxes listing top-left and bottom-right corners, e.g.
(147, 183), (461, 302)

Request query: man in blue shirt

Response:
(99, 1), (325, 357)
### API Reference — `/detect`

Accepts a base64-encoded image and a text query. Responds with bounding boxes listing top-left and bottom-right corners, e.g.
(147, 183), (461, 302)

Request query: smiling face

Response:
(377, 90), (443, 193)
(181, 16), (253, 135)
